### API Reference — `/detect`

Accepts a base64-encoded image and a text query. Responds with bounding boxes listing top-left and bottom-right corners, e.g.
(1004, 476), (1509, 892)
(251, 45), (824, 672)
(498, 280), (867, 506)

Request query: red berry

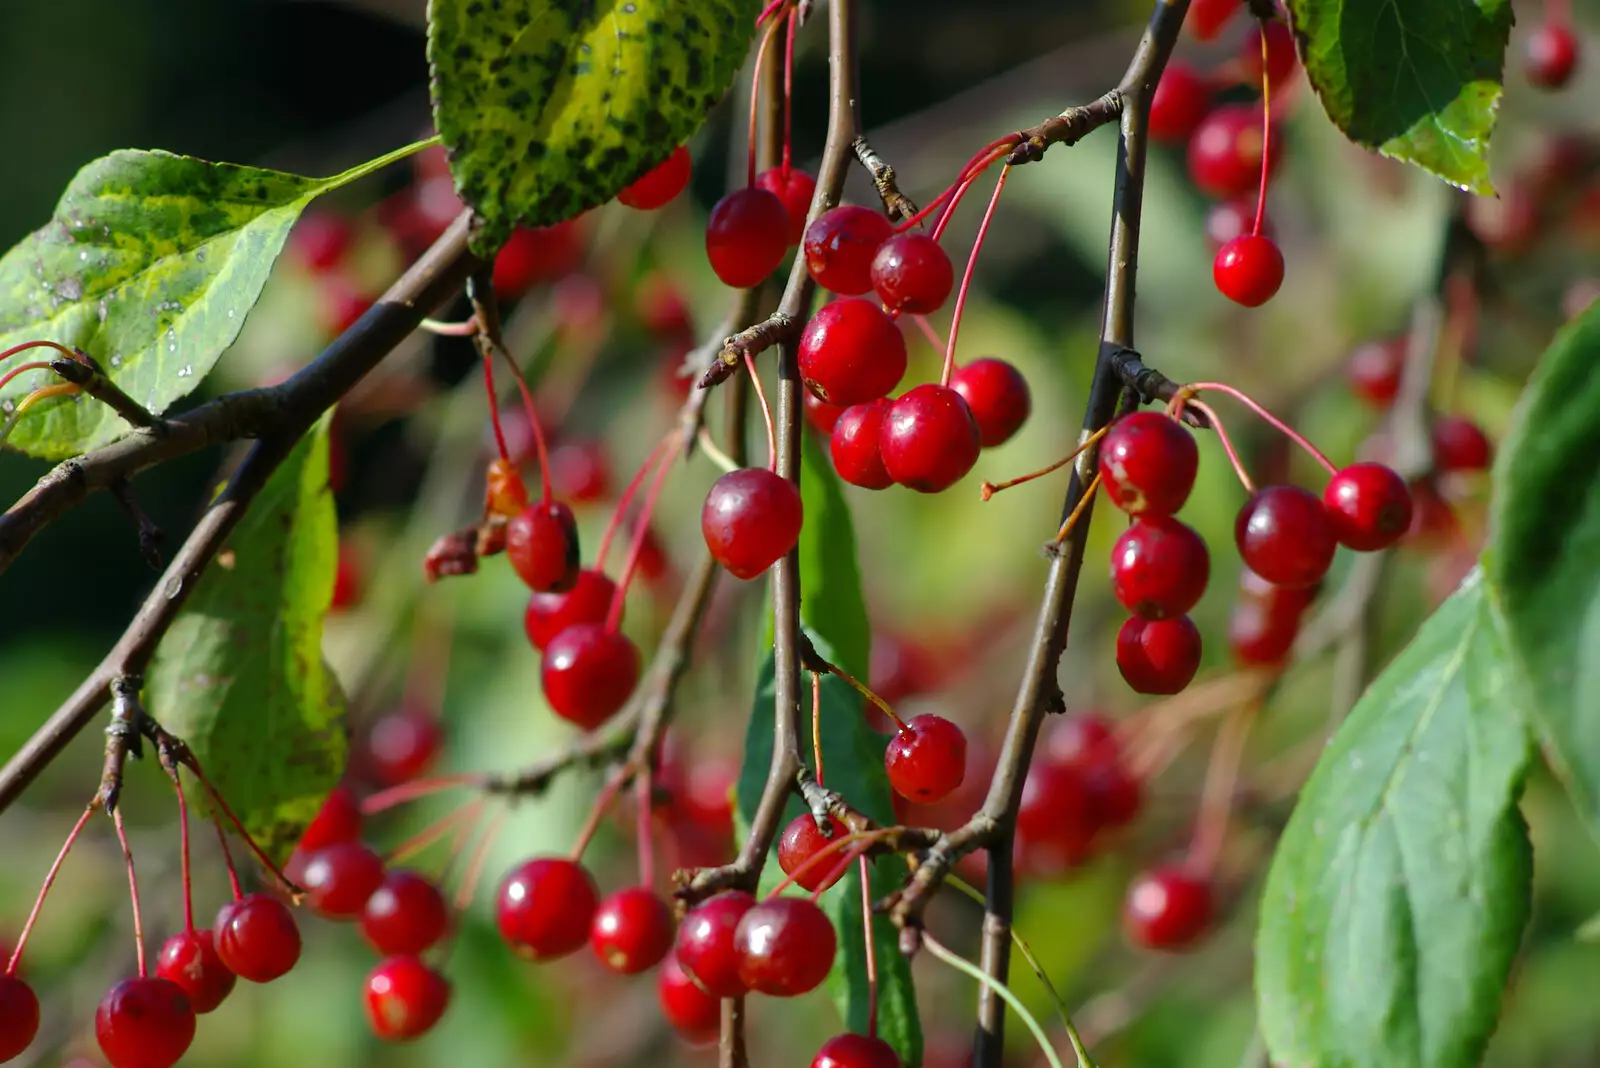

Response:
(1187, 0), (1240, 39)
(1323, 462), (1413, 551)
(1188, 104), (1279, 199)
(635, 273), (693, 339)
(364, 955), (451, 1041)
(1241, 19), (1298, 91)
(701, 467), (805, 580)
(706, 187), (792, 288)
(756, 167), (818, 245)
(870, 233), (954, 314)
(804, 390), (849, 435)
(1149, 62), (1213, 142)
(494, 223), (584, 298)
(1123, 866), (1213, 950)
(214, 894), (301, 982)
(1526, 23), (1579, 89)
(803, 205), (894, 295)
(331, 541), (362, 610)
(1346, 338), (1404, 407)
(830, 400), (894, 490)
(1432, 416), (1492, 472)
(879, 384), (982, 493)
(1214, 234), (1284, 307)
(734, 897), (837, 996)
(619, 145), (692, 210)
(506, 501), (581, 593)
(1043, 713), (1118, 770)
(155, 929), (235, 1014)
(1016, 762), (1097, 874)
(590, 886), (676, 974)
(777, 814), (851, 892)
(302, 841), (386, 919)
(291, 212), (354, 273)
(1204, 198), (1271, 249)
(496, 857), (600, 960)
(361, 870), (450, 956)
(0, 975), (40, 1061)
(1116, 615), (1202, 694)
(299, 783), (362, 853)
(949, 358), (1032, 448)
(524, 569), (618, 651)
(1228, 568), (1315, 666)
(884, 714), (967, 804)
(812, 1033), (904, 1068)
(541, 623), (642, 729)
(1084, 757), (1143, 830)
(1099, 411), (1199, 515)
(798, 298), (908, 405)
(1406, 478), (1460, 547)
(365, 707), (442, 786)
(658, 951), (721, 1043)
(675, 890), (757, 997)
(1235, 485), (1337, 588)
(550, 439), (611, 502)
(1109, 516), (1211, 619)
(95, 977), (195, 1068)
(319, 278), (372, 337)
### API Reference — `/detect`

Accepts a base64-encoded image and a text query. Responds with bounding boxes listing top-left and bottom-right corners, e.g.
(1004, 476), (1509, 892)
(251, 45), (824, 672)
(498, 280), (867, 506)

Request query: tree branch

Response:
(0, 211), (481, 814)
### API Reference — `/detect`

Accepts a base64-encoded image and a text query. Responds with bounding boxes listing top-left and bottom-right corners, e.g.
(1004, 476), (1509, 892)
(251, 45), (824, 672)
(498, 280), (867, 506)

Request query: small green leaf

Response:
(1256, 572), (1531, 1068)
(733, 434), (920, 1067)
(147, 418), (346, 862)
(1287, 0), (1511, 193)
(1487, 300), (1600, 842)
(427, 0), (760, 251)
(0, 143), (426, 459)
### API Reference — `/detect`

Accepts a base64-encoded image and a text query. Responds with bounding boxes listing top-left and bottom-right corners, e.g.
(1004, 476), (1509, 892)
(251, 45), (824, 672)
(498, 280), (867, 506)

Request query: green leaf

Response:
(1487, 300), (1600, 841)
(733, 433), (920, 1067)
(1256, 572), (1531, 1068)
(1287, 0), (1511, 193)
(146, 418), (346, 862)
(0, 143), (427, 459)
(427, 0), (760, 251)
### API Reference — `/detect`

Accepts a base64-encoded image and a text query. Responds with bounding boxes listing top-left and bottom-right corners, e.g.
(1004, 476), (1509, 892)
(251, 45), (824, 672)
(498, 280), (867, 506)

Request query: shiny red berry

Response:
(1149, 62), (1213, 142)
(830, 400), (894, 490)
(1116, 615), (1202, 694)
(1323, 462), (1413, 551)
(870, 233), (954, 314)
(803, 205), (893, 295)
(734, 897), (837, 996)
(1235, 485), (1336, 588)
(879, 384), (982, 493)
(365, 707), (443, 786)
(884, 714), (967, 804)
(798, 298), (908, 405)
(1187, 0), (1240, 39)
(1123, 866), (1213, 950)
(756, 167), (818, 245)
(1347, 338), (1404, 407)
(1526, 23), (1579, 89)
(1099, 411), (1199, 515)
(1241, 19), (1298, 91)
(524, 568), (618, 651)
(361, 870), (451, 956)
(1188, 104), (1279, 199)
(364, 955), (451, 1041)
(155, 929), (235, 1014)
(1109, 516), (1211, 619)
(1432, 416), (1492, 472)
(214, 894), (301, 982)
(496, 857), (600, 961)
(590, 886), (676, 974)
(506, 501), (581, 593)
(658, 951), (722, 1042)
(299, 783), (362, 853)
(301, 841), (386, 920)
(541, 623), (642, 729)
(777, 814), (851, 893)
(1214, 233), (1284, 306)
(618, 145), (692, 210)
(949, 358), (1032, 448)
(706, 187), (792, 289)
(804, 390), (849, 435)
(701, 467), (805, 580)
(94, 977), (196, 1068)
(813, 1033), (904, 1068)
(0, 974), (38, 1062)
(675, 890), (756, 997)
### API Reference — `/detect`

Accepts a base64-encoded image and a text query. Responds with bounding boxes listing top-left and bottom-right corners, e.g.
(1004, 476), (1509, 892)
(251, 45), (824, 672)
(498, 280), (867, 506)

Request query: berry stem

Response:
(453, 806), (509, 914)
(0, 339), (81, 369)
(361, 772), (483, 816)
(0, 361), (54, 393)
(417, 317), (481, 337)
(1188, 701), (1257, 878)
(807, 842), (874, 903)
(481, 348), (514, 467)
(0, 383), (79, 448)
(981, 425), (1110, 502)
(635, 763), (656, 890)
(746, 352), (779, 471)
(894, 139), (1017, 234)
(921, 932), (1067, 1068)
(185, 758), (303, 894)
(205, 797), (243, 901)
(942, 165), (1011, 388)
(820, 661), (908, 734)
(162, 761), (195, 932)
(811, 671), (826, 788)
(859, 853), (879, 1038)
(1184, 398), (1257, 493)
(111, 806), (148, 979)
(7, 802), (96, 976)
(1177, 381), (1338, 475)
(596, 432), (677, 567)
(695, 427), (742, 474)
(782, 9), (797, 170)
(1251, 19), (1272, 237)
(747, 12), (787, 189)
(386, 800), (486, 867)
(1049, 471), (1102, 546)
(909, 314), (946, 352)
(606, 435), (680, 631)
(754, 0), (786, 26)
(570, 770), (629, 862)
(494, 346), (555, 506)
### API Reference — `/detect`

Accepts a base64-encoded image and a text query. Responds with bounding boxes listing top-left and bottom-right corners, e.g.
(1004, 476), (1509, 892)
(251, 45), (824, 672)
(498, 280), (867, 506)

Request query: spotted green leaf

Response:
(427, 0), (760, 252)
(1287, 0), (1511, 193)
(146, 419), (346, 863)
(0, 143), (426, 460)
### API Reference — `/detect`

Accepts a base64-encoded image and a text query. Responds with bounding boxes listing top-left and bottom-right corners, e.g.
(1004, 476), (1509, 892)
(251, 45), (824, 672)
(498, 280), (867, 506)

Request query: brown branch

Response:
(851, 134), (919, 221)
(0, 211), (481, 815)
(696, 312), (798, 389)
(48, 355), (164, 432)
(109, 478), (164, 569)
(1006, 89), (1125, 166)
